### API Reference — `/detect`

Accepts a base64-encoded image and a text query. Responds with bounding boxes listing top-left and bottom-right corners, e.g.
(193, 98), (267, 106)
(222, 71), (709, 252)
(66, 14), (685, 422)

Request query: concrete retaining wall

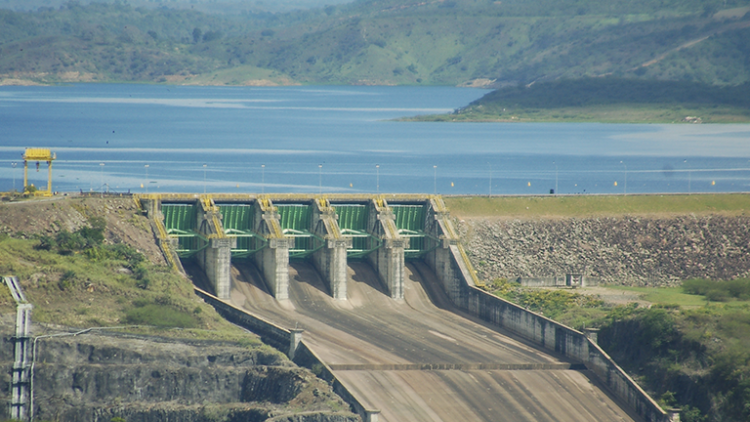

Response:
(428, 239), (669, 422)
(194, 287), (292, 352)
(195, 287), (377, 422)
(294, 342), (380, 422)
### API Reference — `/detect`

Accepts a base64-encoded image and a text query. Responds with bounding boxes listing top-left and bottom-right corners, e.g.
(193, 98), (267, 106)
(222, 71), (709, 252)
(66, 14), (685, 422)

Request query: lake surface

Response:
(1, 84), (749, 195)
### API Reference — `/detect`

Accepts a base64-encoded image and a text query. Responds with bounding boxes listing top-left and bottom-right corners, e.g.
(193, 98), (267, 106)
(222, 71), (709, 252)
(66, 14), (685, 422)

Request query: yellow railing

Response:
(457, 244), (481, 285)
(135, 192), (438, 203)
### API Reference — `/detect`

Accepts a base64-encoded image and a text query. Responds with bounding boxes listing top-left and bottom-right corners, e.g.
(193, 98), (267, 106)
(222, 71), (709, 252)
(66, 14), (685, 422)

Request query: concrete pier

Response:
(253, 199), (290, 300)
(366, 198), (405, 300)
(195, 198), (232, 299)
(423, 196), (464, 302)
(311, 199), (349, 299)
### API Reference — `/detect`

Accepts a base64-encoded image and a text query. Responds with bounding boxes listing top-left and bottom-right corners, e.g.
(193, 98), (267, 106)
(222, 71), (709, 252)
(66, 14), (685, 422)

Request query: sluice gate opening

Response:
(276, 204), (324, 259)
(161, 203), (208, 258)
(216, 203), (267, 258)
(334, 204), (381, 258)
(390, 204), (439, 259)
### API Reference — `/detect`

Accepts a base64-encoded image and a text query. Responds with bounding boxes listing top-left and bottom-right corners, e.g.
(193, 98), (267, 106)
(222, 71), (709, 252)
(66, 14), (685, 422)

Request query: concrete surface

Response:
(227, 260), (636, 422)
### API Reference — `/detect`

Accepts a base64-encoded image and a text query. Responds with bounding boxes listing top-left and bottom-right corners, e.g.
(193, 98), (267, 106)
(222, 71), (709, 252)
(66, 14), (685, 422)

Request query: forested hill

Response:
(1, 0), (749, 86)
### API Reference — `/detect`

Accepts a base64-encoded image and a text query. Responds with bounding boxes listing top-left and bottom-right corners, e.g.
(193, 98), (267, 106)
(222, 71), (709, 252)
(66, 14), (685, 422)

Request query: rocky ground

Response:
(460, 214), (750, 286)
(0, 316), (357, 422)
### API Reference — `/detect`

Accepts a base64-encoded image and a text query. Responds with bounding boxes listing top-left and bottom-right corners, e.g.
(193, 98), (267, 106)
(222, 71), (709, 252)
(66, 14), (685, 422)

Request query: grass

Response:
(0, 234), (272, 349)
(606, 285), (715, 308)
(444, 193), (750, 218)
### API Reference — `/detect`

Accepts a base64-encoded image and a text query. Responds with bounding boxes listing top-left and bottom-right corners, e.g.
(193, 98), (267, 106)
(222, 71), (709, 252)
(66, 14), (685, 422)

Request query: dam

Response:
(137, 193), (675, 422)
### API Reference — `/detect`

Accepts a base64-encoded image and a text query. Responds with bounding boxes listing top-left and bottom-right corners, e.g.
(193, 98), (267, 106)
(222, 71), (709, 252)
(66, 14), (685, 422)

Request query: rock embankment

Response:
(461, 214), (750, 286)
(0, 320), (357, 422)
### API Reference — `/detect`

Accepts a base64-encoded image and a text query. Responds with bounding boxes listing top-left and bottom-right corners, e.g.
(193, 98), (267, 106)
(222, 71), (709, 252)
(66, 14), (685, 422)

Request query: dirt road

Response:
(227, 260), (635, 422)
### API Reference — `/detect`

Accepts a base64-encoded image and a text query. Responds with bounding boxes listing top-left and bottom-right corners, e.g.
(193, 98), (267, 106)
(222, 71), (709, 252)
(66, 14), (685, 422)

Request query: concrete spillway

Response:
(143, 194), (666, 422)
(226, 261), (635, 422)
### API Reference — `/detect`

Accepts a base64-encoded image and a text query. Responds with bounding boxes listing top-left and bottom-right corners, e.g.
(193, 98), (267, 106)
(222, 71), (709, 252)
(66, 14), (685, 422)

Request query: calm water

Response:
(1, 84), (749, 195)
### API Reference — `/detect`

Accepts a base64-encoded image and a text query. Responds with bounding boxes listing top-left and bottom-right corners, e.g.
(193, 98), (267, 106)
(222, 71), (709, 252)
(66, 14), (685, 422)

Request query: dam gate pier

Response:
(138, 194), (448, 302)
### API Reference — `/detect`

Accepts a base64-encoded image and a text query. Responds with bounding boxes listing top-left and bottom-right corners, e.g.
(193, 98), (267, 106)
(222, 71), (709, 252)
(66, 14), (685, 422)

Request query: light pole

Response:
(99, 163), (104, 197)
(553, 161), (558, 194)
(261, 164), (265, 194)
(684, 159), (691, 194)
(203, 163), (207, 194)
(433, 165), (437, 195)
(376, 164), (380, 194)
(144, 164), (149, 193)
(488, 162), (492, 197)
(318, 164), (323, 194)
(11, 162), (17, 193)
(620, 161), (627, 195)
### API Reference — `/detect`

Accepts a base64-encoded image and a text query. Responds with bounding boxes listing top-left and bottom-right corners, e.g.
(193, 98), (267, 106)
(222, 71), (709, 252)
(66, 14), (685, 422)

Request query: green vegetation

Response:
(479, 278), (603, 319)
(0, 219), (271, 348)
(608, 285), (710, 308)
(444, 193), (750, 218)
(1, 1), (750, 88)
(409, 78), (750, 123)
(479, 276), (750, 421)
(683, 278), (750, 301)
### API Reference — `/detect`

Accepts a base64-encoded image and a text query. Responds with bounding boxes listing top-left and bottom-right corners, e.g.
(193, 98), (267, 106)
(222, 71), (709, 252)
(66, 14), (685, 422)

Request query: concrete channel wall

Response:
(424, 204), (672, 422)
(193, 287), (379, 422)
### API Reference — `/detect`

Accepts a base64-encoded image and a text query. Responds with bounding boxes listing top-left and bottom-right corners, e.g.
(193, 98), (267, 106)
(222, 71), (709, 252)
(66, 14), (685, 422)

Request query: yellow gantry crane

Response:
(22, 148), (56, 196)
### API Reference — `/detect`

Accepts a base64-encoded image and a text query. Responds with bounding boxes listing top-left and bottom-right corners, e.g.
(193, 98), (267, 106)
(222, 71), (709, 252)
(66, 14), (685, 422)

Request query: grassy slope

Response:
(0, 233), (273, 345)
(0, 198), (272, 348)
(445, 193), (750, 218)
(407, 78), (750, 123)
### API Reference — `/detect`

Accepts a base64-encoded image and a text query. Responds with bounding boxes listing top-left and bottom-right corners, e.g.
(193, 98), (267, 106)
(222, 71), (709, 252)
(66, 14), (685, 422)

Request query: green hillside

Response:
(407, 78), (750, 122)
(1, 0), (749, 87)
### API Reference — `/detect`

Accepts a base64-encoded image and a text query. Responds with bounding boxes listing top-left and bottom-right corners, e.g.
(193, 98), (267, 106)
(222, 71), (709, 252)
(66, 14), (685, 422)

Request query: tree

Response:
(192, 27), (202, 44)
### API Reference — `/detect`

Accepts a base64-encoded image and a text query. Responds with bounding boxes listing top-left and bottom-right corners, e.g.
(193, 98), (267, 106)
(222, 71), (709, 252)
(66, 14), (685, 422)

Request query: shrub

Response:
(58, 270), (77, 291)
(35, 235), (56, 251)
(681, 406), (707, 422)
(77, 216), (106, 246)
(683, 278), (750, 301)
(55, 230), (86, 253)
(637, 308), (678, 350)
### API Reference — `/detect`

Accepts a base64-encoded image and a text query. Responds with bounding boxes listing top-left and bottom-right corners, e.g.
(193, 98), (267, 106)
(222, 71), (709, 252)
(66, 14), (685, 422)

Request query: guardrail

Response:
(3, 276), (32, 421)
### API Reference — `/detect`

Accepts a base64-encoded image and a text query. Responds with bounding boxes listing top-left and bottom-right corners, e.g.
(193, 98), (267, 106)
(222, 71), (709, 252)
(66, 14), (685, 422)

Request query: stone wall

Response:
(462, 214), (750, 286)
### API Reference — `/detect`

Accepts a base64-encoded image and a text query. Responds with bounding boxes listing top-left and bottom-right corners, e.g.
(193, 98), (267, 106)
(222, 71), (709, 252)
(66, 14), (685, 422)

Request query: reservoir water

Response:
(1, 84), (749, 195)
